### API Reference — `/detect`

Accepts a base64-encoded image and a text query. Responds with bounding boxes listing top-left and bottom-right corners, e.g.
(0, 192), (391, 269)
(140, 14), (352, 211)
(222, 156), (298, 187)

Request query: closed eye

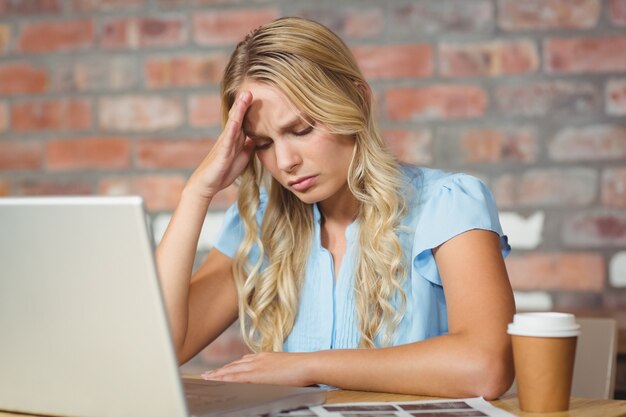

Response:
(254, 141), (272, 151)
(293, 124), (314, 136)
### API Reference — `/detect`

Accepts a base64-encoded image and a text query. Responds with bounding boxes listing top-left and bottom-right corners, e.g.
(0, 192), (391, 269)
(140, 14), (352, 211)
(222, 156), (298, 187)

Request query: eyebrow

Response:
(243, 115), (309, 139)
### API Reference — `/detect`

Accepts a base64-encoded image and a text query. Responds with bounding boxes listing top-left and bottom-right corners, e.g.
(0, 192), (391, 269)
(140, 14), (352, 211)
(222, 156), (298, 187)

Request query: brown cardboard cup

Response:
(508, 313), (580, 413)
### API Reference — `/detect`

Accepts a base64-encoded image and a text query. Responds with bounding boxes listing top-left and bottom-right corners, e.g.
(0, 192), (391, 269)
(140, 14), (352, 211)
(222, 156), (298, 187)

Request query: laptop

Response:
(0, 196), (326, 417)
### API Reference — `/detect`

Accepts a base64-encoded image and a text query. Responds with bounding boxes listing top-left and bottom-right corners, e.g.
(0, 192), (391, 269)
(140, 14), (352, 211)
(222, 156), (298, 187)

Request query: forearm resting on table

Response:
(307, 332), (513, 400)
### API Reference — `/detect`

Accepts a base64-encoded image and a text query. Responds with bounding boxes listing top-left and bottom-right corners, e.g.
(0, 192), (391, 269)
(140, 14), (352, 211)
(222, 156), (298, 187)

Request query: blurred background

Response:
(0, 0), (625, 395)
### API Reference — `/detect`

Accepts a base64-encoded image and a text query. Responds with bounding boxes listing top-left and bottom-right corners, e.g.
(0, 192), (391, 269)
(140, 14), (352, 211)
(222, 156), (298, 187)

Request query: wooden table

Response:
(0, 388), (624, 417)
(326, 390), (626, 417)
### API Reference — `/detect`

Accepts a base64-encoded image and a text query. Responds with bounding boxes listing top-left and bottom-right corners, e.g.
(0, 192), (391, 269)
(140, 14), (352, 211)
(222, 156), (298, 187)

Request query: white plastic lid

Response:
(507, 312), (581, 337)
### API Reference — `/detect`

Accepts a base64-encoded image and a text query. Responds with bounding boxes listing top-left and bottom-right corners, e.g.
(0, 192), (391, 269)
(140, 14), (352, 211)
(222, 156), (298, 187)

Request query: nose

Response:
(274, 140), (302, 173)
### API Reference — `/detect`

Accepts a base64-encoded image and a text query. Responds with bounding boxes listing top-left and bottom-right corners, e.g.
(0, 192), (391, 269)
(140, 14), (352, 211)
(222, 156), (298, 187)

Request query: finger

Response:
(226, 91), (252, 133)
(221, 373), (255, 383)
(211, 92), (251, 163)
(208, 372), (252, 383)
(219, 94), (251, 156)
(202, 368), (233, 379)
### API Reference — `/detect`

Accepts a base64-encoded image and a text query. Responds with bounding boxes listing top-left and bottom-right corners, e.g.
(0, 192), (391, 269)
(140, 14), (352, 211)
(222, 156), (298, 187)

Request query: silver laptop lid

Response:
(0, 196), (188, 417)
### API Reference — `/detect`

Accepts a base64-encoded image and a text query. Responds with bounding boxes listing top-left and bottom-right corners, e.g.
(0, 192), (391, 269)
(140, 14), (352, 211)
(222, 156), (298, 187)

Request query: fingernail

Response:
(238, 92), (246, 101)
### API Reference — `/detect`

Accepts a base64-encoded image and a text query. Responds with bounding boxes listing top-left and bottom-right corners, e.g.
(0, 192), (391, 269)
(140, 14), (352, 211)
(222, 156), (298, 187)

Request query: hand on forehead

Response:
(240, 81), (308, 139)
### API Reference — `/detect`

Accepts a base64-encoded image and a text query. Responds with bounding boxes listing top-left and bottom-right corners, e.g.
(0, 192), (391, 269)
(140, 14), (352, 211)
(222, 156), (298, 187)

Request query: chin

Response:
(293, 195), (320, 205)
(290, 190), (322, 205)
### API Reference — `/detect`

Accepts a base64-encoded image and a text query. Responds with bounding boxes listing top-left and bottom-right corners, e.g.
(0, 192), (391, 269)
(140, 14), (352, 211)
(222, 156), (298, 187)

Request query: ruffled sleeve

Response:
(411, 173), (510, 287)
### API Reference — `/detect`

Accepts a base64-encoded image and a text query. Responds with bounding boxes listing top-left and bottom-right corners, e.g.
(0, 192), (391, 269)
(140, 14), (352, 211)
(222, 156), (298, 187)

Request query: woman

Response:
(156, 16), (515, 399)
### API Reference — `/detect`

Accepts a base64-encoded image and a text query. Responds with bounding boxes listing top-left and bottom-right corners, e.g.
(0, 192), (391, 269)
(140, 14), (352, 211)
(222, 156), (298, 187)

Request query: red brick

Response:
(18, 178), (93, 195)
(610, 0), (626, 25)
(563, 210), (626, 247)
(492, 168), (597, 208)
(495, 81), (599, 116)
(50, 56), (138, 92)
(352, 44), (433, 80)
(99, 175), (185, 211)
(0, 0), (60, 15)
(438, 126), (537, 165)
(69, 0), (145, 12)
(12, 99), (92, 132)
(145, 54), (227, 88)
(189, 94), (222, 128)
(0, 179), (9, 195)
(18, 20), (93, 53)
(519, 169), (597, 207)
(0, 62), (48, 95)
(136, 138), (214, 169)
(193, 9), (279, 46)
(602, 168), (626, 208)
(0, 102), (7, 132)
(99, 95), (183, 132)
(439, 40), (538, 77)
(546, 36), (626, 74)
(499, 0), (600, 30)
(385, 85), (487, 121)
(389, 1), (493, 37)
(99, 20), (129, 48)
(491, 174), (515, 208)
(47, 138), (131, 171)
(549, 125), (626, 161)
(382, 129), (432, 166)
(101, 17), (187, 49)
(0, 24), (10, 54)
(0, 141), (43, 170)
(607, 78), (626, 116)
(506, 253), (605, 292)
(294, 8), (383, 39)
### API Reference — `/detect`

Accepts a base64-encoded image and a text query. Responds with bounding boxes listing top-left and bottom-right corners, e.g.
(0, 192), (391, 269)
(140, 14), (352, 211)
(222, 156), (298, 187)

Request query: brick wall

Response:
(1, 0), (625, 372)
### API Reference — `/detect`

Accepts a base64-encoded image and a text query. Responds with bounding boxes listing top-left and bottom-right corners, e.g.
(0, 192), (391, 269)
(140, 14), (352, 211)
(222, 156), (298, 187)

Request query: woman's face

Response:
(240, 80), (356, 207)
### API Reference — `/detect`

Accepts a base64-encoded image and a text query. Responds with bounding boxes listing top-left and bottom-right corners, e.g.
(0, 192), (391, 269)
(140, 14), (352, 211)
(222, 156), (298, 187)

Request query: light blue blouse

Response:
(213, 166), (510, 351)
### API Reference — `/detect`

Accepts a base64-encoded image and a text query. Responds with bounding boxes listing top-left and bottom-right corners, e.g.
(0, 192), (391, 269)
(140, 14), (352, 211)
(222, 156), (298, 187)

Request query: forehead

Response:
(240, 80), (304, 132)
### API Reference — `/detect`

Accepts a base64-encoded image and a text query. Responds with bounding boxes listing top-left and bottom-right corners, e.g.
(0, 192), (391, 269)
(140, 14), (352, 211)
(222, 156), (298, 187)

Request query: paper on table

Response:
(275, 397), (515, 417)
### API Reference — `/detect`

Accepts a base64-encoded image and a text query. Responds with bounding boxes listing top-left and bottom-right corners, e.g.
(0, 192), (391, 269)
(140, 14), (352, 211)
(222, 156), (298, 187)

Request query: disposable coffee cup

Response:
(507, 312), (580, 413)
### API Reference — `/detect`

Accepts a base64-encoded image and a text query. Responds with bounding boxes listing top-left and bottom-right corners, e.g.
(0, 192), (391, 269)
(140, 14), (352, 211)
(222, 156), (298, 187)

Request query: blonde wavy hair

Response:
(220, 17), (408, 352)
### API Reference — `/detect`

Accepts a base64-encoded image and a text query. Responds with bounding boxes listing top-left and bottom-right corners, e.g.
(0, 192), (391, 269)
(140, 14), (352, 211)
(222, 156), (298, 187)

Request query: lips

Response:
(288, 175), (318, 192)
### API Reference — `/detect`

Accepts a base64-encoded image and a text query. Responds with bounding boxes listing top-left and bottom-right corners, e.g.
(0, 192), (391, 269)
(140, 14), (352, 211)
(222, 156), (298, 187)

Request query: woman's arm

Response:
(155, 91), (255, 363)
(202, 229), (515, 399)
(167, 247), (240, 364)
